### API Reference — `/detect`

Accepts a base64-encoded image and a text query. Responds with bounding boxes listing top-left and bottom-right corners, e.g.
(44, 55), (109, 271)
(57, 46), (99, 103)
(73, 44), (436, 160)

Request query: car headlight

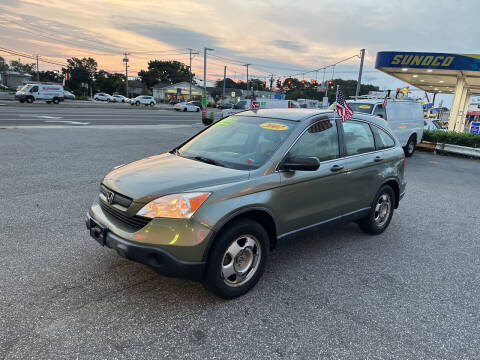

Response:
(136, 192), (210, 219)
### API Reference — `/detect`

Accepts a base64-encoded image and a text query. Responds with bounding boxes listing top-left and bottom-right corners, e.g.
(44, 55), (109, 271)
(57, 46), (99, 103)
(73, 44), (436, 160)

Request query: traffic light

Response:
(262, 81), (266, 88)
(301, 80), (306, 87)
(276, 79), (281, 88)
(313, 80), (318, 88)
(328, 80), (334, 89)
(287, 80), (292, 88)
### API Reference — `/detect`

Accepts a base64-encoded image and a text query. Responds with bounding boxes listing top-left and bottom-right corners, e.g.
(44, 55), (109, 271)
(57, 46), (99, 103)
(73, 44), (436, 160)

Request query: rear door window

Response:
(343, 120), (375, 155)
(372, 127), (395, 150)
(373, 104), (387, 119)
(286, 118), (339, 162)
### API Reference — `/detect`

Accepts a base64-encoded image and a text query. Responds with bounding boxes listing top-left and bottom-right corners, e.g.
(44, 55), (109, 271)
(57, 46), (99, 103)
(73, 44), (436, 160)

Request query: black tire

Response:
(183, 107), (187, 112)
(196, 108), (200, 112)
(135, 101), (140, 106)
(19, 100), (25, 103)
(150, 102), (154, 106)
(202, 218), (269, 299)
(358, 185), (395, 235)
(26, 97), (34, 104)
(53, 98), (60, 104)
(404, 135), (416, 157)
(46, 101), (52, 104)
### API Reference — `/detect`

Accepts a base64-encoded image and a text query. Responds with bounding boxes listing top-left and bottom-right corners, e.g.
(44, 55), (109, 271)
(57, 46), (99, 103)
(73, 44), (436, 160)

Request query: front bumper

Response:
(86, 214), (206, 281)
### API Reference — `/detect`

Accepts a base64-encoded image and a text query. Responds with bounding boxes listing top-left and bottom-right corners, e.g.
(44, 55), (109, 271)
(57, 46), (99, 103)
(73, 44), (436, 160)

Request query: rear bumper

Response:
(86, 214), (206, 281)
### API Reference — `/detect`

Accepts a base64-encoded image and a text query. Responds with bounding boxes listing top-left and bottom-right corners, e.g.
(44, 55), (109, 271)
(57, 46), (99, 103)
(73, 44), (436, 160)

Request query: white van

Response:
(347, 99), (424, 156)
(15, 83), (64, 104)
(222, 99), (299, 118)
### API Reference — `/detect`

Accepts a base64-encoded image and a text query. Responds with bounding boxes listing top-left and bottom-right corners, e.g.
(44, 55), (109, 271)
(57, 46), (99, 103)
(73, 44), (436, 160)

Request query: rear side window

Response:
(373, 127), (395, 150)
(373, 104), (387, 119)
(286, 118), (339, 162)
(343, 120), (375, 155)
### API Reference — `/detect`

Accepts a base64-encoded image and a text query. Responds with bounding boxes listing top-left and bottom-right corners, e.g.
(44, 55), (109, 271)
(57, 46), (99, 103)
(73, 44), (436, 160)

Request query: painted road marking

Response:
(44, 120), (90, 125)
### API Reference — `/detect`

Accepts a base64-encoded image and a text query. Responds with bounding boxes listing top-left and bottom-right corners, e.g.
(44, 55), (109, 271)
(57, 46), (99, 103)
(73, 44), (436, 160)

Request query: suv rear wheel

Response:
(358, 185), (395, 235)
(203, 218), (269, 299)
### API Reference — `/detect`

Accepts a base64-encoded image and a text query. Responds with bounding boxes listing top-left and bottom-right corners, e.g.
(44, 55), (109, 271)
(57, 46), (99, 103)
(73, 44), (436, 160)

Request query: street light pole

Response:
(222, 65), (226, 106)
(123, 52), (129, 98)
(188, 48), (198, 101)
(243, 64), (251, 95)
(203, 47), (214, 119)
(355, 48), (365, 98)
(36, 55), (39, 81)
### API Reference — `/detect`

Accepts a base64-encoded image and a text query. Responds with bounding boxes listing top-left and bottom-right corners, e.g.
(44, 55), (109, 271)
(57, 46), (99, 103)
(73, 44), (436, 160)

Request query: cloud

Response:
(271, 40), (305, 52)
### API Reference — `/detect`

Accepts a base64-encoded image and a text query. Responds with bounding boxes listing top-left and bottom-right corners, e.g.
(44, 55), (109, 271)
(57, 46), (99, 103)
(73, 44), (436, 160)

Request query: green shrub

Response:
(423, 130), (480, 148)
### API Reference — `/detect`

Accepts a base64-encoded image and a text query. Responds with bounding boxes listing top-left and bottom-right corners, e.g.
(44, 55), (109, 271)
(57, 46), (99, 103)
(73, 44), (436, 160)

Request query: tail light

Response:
(403, 151), (406, 167)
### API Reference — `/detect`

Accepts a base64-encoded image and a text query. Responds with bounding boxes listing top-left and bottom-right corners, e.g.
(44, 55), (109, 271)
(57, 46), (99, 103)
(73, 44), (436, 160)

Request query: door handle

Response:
(374, 156), (383, 162)
(330, 164), (344, 172)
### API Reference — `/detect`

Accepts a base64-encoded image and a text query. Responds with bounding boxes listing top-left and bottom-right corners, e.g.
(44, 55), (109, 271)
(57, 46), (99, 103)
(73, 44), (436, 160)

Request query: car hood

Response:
(102, 153), (249, 202)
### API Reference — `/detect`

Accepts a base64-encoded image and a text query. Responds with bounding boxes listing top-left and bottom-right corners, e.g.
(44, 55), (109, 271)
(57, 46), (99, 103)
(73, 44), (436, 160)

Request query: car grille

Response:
(99, 184), (150, 230)
(100, 184), (133, 208)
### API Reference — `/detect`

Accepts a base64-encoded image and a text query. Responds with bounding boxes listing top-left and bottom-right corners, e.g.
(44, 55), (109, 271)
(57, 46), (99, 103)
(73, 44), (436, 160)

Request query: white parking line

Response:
(44, 120), (90, 125)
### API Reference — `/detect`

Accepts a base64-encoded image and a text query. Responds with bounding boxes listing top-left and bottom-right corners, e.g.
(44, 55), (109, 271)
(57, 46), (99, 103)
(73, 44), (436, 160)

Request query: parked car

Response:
(15, 83), (64, 104)
(111, 95), (127, 103)
(347, 99), (424, 157)
(63, 90), (75, 100)
(424, 118), (447, 132)
(217, 102), (234, 109)
(131, 95), (156, 106)
(174, 101), (200, 112)
(87, 108), (406, 299)
(93, 93), (112, 102)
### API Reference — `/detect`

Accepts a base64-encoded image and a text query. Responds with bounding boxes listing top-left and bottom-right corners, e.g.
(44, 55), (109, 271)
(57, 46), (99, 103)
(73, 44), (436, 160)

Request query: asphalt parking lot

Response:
(1, 111), (480, 359)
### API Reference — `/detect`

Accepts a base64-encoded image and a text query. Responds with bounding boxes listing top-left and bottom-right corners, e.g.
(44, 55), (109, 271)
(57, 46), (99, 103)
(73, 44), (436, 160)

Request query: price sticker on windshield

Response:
(260, 122), (288, 131)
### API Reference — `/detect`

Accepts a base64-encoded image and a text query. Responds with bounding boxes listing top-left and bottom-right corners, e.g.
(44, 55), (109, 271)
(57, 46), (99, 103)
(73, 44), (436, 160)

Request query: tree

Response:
(62, 57), (97, 94)
(38, 70), (62, 83)
(94, 70), (125, 94)
(0, 56), (8, 72)
(215, 77), (237, 89)
(138, 60), (193, 87)
(9, 59), (36, 74)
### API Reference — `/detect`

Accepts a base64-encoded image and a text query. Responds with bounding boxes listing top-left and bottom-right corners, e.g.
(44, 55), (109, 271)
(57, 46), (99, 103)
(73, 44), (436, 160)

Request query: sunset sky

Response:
(0, 0), (476, 98)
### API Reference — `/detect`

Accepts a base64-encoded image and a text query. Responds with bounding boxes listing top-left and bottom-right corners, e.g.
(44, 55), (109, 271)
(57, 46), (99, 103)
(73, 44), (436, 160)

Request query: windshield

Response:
(177, 116), (297, 170)
(348, 102), (375, 114)
(19, 84), (30, 91)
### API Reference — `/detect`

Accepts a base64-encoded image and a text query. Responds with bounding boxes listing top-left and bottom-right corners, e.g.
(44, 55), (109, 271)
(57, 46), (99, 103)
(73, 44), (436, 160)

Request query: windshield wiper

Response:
(192, 156), (225, 167)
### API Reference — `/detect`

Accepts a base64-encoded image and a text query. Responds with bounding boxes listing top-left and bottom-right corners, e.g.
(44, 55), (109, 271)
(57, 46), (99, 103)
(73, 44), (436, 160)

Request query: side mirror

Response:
(279, 156), (320, 171)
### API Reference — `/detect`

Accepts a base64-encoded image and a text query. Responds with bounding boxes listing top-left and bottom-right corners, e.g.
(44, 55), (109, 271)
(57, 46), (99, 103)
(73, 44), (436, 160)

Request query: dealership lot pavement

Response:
(1, 120), (479, 359)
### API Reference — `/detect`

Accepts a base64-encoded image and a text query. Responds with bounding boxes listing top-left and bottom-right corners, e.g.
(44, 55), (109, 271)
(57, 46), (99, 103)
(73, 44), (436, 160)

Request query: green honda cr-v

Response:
(87, 108), (406, 299)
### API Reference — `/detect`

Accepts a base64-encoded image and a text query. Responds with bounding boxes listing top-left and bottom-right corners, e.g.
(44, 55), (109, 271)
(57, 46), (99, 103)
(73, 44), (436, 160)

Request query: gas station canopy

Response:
(376, 51), (480, 131)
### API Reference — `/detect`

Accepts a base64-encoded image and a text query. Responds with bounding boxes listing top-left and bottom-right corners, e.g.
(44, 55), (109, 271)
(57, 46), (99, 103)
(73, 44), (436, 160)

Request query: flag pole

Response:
(333, 85), (339, 122)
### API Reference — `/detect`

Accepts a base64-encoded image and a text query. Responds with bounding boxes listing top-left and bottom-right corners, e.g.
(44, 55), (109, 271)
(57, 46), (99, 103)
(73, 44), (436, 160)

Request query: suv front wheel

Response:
(358, 185), (395, 235)
(203, 218), (269, 299)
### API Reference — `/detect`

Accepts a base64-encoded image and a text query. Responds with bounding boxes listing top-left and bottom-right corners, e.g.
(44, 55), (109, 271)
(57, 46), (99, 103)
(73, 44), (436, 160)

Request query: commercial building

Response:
(376, 51), (480, 132)
(0, 71), (32, 89)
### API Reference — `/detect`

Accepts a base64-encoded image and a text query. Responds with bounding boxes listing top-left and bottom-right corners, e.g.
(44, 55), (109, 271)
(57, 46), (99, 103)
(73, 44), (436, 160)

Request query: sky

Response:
(0, 0), (477, 105)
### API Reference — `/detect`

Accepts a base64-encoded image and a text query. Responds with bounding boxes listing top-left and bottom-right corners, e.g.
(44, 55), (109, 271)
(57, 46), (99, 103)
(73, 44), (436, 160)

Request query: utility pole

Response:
(222, 65), (226, 105)
(203, 47), (214, 119)
(188, 48), (198, 100)
(270, 74), (274, 99)
(36, 55), (39, 81)
(243, 64), (251, 96)
(123, 52), (129, 98)
(355, 48), (365, 98)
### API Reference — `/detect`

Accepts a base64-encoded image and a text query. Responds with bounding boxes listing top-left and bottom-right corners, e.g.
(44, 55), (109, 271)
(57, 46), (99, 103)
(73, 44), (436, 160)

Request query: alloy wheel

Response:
(374, 193), (391, 227)
(221, 235), (261, 287)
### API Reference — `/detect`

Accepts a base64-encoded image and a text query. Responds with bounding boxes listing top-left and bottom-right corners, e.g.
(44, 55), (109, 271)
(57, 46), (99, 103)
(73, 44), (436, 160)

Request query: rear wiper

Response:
(192, 156), (225, 167)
